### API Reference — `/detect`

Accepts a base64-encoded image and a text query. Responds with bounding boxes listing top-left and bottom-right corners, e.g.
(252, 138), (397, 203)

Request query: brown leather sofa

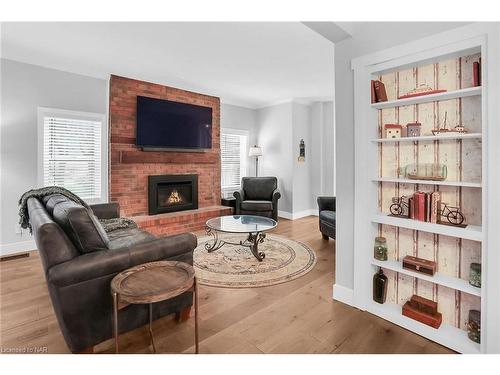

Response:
(28, 194), (197, 353)
(233, 177), (281, 221)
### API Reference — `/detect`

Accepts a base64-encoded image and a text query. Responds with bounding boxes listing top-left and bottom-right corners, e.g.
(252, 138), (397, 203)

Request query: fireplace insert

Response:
(148, 174), (198, 215)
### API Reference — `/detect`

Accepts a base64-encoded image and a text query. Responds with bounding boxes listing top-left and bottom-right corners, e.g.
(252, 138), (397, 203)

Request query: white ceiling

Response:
(1, 22), (335, 108)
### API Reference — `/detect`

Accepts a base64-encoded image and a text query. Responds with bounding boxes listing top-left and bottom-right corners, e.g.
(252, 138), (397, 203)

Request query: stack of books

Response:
(407, 191), (441, 223)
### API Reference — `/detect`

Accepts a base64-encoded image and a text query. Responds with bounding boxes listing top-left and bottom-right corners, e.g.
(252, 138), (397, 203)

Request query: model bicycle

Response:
(438, 202), (465, 226)
(390, 195), (410, 217)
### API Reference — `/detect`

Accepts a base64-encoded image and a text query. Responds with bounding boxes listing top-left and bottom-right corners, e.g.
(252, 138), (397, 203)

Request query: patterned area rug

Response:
(193, 234), (316, 288)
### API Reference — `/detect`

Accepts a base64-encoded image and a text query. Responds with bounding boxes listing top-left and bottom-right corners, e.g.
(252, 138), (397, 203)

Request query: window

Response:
(38, 108), (107, 203)
(220, 129), (248, 195)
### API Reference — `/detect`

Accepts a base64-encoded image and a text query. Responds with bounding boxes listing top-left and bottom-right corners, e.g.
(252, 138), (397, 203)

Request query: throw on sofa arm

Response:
(317, 196), (336, 212)
(48, 233), (197, 287)
(90, 202), (120, 220)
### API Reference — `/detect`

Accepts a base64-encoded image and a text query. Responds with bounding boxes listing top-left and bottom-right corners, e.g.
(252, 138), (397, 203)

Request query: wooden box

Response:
(402, 295), (442, 329)
(402, 255), (437, 276)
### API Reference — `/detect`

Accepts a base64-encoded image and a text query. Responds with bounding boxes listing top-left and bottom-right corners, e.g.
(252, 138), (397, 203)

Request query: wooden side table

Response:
(110, 261), (199, 354)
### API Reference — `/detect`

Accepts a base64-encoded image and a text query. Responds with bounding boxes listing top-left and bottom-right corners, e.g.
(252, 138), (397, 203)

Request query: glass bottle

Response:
(374, 237), (388, 261)
(467, 310), (481, 344)
(373, 268), (388, 304)
(469, 263), (481, 288)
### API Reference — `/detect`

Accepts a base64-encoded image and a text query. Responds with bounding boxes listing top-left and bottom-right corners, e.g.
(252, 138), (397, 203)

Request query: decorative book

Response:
(372, 80), (388, 102)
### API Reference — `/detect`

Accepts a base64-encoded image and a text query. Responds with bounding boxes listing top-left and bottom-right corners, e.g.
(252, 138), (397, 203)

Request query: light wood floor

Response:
(0, 216), (453, 354)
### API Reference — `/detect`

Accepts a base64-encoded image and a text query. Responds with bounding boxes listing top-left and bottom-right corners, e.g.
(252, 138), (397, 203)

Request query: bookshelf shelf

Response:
(371, 132), (482, 143)
(371, 86), (482, 109)
(367, 302), (481, 354)
(372, 214), (483, 241)
(371, 259), (481, 297)
(372, 177), (482, 188)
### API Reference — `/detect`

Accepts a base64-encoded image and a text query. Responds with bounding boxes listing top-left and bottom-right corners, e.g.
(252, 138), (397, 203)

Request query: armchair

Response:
(28, 194), (196, 353)
(317, 196), (336, 240)
(234, 177), (281, 221)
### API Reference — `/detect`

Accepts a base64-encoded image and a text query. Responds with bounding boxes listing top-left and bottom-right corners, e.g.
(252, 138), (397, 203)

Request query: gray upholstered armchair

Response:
(233, 177), (281, 221)
(317, 196), (336, 240)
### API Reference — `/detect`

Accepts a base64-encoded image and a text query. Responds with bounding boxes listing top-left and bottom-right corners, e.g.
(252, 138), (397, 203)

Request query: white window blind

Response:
(42, 115), (103, 200)
(220, 131), (247, 190)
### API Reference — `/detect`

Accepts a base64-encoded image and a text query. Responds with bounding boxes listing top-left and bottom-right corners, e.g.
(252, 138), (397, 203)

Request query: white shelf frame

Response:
(371, 86), (482, 109)
(371, 259), (481, 297)
(372, 214), (483, 242)
(349, 25), (500, 353)
(373, 177), (482, 188)
(367, 301), (481, 354)
(372, 132), (482, 143)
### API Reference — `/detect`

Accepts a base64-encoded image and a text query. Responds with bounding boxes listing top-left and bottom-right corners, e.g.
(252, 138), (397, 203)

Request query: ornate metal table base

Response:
(205, 227), (267, 261)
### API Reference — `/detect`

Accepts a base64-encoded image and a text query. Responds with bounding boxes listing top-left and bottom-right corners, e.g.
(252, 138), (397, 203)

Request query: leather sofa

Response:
(234, 177), (281, 221)
(317, 196), (336, 240)
(28, 194), (197, 353)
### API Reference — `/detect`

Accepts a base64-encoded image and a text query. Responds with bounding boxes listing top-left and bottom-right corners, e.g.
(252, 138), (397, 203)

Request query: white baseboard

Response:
(0, 240), (37, 257)
(332, 284), (354, 306)
(278, 209), (318, 220)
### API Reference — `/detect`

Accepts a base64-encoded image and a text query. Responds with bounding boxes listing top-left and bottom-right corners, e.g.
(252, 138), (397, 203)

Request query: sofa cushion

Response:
(319, 210), (336, 224)
(52, 200), (110, 254)
(107, 228), (156, 250)
(242, 177), (277, 200)
(43, 194), (71, 216)
(241, 200), (273, 212)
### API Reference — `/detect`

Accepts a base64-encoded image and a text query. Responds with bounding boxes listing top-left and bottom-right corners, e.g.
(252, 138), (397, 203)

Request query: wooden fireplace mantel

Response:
(119, 151), (218, 164)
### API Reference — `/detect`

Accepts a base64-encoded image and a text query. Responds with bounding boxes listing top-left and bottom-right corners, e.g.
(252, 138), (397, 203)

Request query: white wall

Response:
(334, 22), (480, 291)
(256, 100), (334, 218)
(0, 59), (107, 255)
(220, 103), (259, 178)
(257, 102), (293, 213)
(291, 102), (312, 214)
(310, 101), (335, 208)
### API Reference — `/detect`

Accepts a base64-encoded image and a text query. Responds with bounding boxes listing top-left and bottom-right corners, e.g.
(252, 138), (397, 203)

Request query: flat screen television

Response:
(136, 96), (212, 151)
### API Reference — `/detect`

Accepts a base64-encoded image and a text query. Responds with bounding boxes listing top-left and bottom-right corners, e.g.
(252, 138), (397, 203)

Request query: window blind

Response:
(220, 132), (245, 189)
(43, 116), (102, 200)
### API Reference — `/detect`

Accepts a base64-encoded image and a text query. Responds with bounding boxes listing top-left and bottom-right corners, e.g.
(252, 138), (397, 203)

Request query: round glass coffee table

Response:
(205, 215), (277, 261)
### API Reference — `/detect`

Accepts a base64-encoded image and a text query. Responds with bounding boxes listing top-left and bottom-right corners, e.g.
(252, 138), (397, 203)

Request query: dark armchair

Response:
(234, 177), (281, 221)
(28, 194), (197, 353)
(317, 196), (336, 240)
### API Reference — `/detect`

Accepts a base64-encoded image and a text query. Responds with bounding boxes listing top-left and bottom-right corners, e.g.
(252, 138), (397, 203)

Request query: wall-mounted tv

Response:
(136, 96), (212, 151)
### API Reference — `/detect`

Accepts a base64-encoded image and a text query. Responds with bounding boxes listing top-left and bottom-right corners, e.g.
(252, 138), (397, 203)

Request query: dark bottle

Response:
(373, 268), (388, 304)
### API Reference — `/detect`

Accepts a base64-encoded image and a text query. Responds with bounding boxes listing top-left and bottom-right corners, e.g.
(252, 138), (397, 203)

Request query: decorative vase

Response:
(469, 263), (481, 288)
(467, 310), (481, 344)
(374, 237), (388, 261)
(373, 268), (388, 304)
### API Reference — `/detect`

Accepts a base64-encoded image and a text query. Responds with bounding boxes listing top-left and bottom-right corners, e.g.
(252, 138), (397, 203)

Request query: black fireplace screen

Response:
(148, 175), (198, 215)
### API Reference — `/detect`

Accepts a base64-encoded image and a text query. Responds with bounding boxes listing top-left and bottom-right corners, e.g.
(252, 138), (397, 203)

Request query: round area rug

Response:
(193, 234), (316, 288)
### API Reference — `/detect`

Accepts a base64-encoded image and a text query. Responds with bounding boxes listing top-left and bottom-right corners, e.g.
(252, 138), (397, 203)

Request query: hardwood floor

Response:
(0, 216), (453, 354)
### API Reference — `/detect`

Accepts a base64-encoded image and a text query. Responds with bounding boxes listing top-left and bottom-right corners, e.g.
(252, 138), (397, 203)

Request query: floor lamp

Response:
(249, 145), (262, 177)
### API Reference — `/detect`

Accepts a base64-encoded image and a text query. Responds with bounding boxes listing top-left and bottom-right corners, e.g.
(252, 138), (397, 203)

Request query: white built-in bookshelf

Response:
(349, 27), (500, 353)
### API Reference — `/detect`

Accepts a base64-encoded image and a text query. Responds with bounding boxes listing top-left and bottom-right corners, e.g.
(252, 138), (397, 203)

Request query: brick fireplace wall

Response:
(109, 75), (222, 218)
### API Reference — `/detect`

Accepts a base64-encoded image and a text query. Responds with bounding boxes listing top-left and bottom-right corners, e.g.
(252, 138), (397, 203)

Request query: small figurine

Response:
(432, 112), (468, 136)
(398, 84), (446, 99)
(406, 122), (421, 137)
(384, 124), (402, 139)
(438, 202), (465, 226)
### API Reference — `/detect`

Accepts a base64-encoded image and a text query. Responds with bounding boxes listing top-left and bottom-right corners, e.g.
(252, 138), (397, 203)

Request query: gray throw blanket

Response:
(18, 186), (137, 234)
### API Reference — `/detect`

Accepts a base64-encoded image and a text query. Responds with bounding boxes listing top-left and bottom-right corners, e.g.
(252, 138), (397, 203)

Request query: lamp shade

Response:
(248, 145), (262, 157)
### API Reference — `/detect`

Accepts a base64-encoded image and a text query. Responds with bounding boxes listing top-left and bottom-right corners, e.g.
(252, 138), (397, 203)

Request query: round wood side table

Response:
(110, 261), (199, 354)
